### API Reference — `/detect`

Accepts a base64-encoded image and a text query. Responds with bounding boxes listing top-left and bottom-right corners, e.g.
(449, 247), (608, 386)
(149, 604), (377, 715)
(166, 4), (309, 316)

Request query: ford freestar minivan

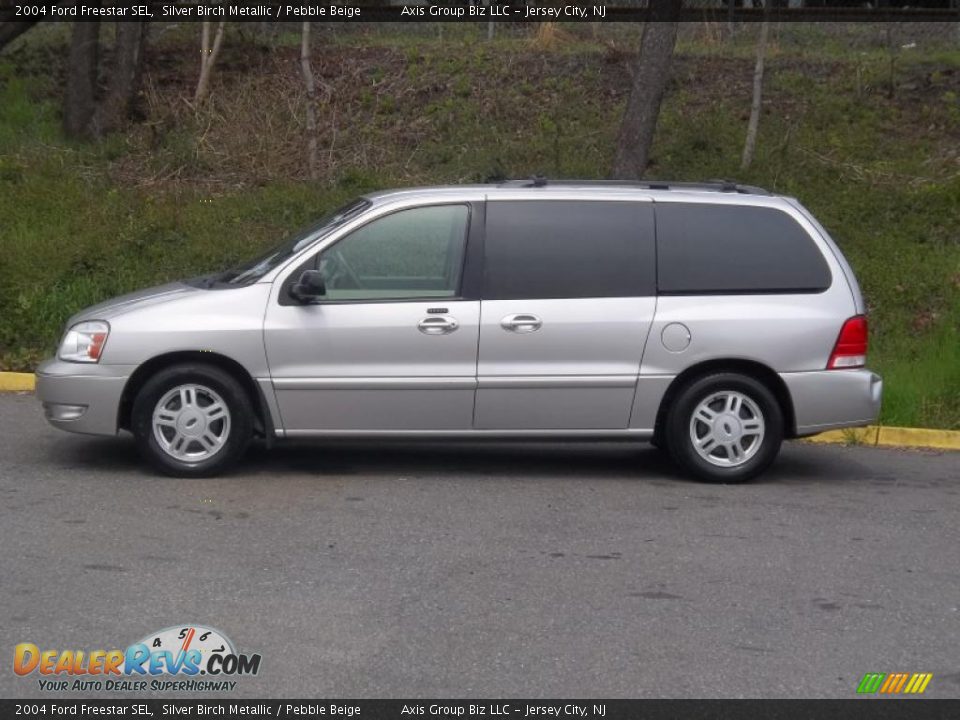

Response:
(37, 180), (882, 482)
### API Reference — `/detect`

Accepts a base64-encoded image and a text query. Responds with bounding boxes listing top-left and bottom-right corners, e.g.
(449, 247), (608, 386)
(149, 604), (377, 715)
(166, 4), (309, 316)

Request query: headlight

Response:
(58, 321), (110, 363)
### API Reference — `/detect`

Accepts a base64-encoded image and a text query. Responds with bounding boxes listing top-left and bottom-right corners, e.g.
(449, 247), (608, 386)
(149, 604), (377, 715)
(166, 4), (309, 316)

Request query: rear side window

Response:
(483, 200), (656, 300)
(656, 203), (832, 294)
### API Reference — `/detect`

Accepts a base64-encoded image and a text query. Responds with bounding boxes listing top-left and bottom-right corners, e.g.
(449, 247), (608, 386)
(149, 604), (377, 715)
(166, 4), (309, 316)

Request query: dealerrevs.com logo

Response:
(14, 624), (261, 692)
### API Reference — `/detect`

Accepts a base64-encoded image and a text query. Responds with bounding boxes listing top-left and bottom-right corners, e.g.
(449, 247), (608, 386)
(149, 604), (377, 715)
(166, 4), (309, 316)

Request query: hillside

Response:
(0, 24), (958, 428)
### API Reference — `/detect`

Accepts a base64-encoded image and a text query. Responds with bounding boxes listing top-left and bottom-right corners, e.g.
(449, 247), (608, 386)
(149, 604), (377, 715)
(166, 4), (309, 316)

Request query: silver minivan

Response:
(36, 180), (882, 482)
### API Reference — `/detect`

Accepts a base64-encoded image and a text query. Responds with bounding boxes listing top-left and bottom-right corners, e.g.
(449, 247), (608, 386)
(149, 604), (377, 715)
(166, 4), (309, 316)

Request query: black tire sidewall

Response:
(131, 364), (254, 477)
(666, 373), (783, 484)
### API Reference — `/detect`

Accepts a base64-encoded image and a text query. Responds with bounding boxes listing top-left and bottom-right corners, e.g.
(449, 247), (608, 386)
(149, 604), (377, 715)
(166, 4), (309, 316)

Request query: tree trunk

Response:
(194, 20), (226, 103)
(300, 21), (319, 180)
(534, 22), (558, 49)
(611, 2), (681, 180)
(63, 18), (101, 140)
(885, 25), (897, 99)
(740, 11), (770, 171)
(94, 22), (147, 135)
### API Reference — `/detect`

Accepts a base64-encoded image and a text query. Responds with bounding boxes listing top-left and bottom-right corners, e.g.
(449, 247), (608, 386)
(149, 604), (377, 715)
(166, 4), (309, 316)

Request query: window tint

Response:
(483, 201), (656, 300)
(656, 203), (831, 294)
(318, 205), (469, 301)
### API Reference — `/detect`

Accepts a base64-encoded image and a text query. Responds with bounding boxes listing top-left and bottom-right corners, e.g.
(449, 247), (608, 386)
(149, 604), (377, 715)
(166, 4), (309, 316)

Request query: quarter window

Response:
(656, 203), (832, 294)
(482, 201), (656, 300)
(317, 204), (469, 301)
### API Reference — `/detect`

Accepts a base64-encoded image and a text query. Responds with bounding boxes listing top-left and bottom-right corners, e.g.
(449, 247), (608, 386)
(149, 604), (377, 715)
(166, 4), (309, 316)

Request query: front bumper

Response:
(35, 359), (135, 436)
(781, 368), (882, 436)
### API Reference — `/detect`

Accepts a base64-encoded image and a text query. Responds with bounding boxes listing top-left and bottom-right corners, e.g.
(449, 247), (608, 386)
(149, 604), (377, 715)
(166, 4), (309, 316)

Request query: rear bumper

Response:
(35, 359), (134, 436)
(781, 368), (882, 436)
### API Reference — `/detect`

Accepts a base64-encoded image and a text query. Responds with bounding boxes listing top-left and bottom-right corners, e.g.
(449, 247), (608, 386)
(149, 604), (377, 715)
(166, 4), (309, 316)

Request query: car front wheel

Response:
(131, 364), (254, 477)
(665, 373), (783, 483)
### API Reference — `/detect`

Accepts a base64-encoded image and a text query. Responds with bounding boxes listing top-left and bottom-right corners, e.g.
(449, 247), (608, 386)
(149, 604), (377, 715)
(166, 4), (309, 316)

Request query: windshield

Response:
(216, 198), (371, 286)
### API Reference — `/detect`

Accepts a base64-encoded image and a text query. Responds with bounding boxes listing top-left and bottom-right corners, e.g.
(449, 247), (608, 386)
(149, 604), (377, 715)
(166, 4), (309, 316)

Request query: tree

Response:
(195, 20), (227, 103)
(63, 17), (149, 141)
(611, 1), (682, 180)
(63, 19), (101, 140)
(299, 21), (319, 179)
(95, 22), (148, 135)
(740, 3), (771, 170)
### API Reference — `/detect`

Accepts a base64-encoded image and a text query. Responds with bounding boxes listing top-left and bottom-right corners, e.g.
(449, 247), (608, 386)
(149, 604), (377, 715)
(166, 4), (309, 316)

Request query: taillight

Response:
(827, 315), (868, 369)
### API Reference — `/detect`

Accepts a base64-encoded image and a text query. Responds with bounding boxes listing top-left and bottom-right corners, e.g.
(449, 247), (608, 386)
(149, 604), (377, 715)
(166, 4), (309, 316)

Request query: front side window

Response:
(317, 204), (470, 301)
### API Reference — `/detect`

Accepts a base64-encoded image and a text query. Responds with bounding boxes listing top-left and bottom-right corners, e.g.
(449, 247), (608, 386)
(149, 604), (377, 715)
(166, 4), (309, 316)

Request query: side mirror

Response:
(289, 269), (326, 303)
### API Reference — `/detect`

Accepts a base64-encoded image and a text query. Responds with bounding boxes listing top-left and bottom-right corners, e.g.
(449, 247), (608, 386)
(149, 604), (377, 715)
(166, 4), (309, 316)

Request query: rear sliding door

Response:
(475, 199), (657, 430)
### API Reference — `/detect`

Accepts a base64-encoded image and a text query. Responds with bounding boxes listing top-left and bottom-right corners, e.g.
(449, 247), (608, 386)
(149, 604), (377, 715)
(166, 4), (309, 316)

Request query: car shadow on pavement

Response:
(47, 434), (865, 486)
(254, 440), (684, 482)
(47, 434), (143, 472)
(49, 434), (687, 482)
(248, 439), (859, 487)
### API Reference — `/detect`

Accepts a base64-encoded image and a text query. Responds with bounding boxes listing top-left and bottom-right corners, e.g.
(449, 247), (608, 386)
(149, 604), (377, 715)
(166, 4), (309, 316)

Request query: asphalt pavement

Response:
(1, 392), (958, 699)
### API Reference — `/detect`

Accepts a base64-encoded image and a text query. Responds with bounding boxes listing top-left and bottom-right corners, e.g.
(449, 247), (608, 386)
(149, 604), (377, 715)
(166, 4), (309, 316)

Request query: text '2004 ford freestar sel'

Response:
(37, 180), (882, 482)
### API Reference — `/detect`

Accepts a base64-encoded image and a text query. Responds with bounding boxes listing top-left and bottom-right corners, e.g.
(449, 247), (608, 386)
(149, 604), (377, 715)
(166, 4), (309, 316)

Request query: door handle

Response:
(418, 315), (459, 335)
(501, 313), (542, 333)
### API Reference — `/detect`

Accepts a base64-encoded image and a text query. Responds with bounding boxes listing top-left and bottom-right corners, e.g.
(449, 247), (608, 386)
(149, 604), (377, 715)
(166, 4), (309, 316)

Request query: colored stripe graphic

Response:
(879, 673), (900, 693)
(904, 673), (933, 694)
(857, 673), (886, 693)
(859, 672), (932, 694)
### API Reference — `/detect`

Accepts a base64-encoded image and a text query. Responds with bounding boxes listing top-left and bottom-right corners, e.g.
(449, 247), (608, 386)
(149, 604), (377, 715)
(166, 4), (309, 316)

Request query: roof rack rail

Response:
(492, 177), (771, 195)
(498, 175), (548, 188)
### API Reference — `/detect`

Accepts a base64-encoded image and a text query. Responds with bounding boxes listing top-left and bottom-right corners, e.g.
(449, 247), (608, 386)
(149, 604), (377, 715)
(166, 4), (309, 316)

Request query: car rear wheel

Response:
(665, 373), (783, 483)
(131, 364), (253, 477)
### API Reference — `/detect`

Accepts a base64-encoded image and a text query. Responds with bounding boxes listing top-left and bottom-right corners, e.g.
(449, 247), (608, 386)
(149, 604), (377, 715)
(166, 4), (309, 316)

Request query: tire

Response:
(651, 424), (669, 452)
(664, 373), (783, 484)
(131, 364), (254, 477)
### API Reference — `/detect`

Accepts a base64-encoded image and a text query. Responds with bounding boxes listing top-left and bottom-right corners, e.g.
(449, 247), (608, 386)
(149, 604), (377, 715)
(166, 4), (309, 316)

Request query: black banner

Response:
(2, 700), (960, 720)
(2, 1), (960, 23)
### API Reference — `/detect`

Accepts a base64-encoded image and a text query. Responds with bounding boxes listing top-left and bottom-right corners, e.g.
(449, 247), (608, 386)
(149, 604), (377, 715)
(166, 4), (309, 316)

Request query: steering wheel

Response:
(332, 249), (363, 289)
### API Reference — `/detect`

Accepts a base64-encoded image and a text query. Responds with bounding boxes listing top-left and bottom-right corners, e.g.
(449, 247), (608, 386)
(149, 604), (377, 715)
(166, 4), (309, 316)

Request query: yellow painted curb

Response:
(806, 424), (960, 451)
(807, 426), (880, 446)
(877, 426), (960, 450)
(0, 372), (34, 392)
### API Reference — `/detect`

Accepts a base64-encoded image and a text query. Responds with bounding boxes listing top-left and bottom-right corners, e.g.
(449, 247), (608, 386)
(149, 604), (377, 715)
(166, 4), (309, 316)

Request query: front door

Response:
(475, 199), (657, 430)
(264, 203), (479, 432)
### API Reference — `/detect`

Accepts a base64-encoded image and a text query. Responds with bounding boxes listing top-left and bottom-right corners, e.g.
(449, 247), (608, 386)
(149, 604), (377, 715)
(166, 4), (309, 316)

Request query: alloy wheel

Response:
(151, 384), (232, 462)
(688, 390), (765, 468)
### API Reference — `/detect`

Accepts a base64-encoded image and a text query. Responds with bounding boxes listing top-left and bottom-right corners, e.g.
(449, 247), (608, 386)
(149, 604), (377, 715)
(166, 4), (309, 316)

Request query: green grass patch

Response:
(0, 35), (958, 429)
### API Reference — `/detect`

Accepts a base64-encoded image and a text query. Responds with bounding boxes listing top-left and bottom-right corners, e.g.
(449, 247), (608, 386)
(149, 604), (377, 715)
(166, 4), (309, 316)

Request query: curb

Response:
(0, 371), (35, 392)
(806, 425), (960, 451)
(1, 370), (958, 451)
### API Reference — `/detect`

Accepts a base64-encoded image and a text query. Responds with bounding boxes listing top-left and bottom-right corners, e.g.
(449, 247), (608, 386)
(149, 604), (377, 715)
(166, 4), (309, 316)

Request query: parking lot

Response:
(1, 391), (958, 698)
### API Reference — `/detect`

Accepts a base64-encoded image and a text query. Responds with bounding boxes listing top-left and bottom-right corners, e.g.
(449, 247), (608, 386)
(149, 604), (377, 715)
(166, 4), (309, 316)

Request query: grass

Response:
(0, 26), (958, 429)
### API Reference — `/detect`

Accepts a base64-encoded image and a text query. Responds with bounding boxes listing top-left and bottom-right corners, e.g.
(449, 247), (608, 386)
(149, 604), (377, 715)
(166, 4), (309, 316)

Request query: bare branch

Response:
(300, 21), (319, 179)
(741, 9), (771, 171)
(195, 20), (226, 103)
